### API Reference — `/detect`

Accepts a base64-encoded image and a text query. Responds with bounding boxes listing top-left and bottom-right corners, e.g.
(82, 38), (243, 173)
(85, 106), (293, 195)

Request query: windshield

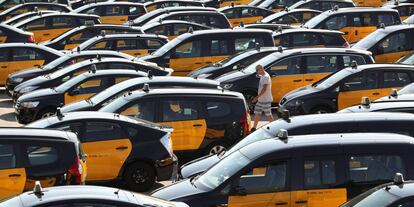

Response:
(211, 50), (254, 67)
(226, 128), (274, 154)
(242, 52), (282, 73)
(194, 151), (250, 189)
(89, 79), (135, 103)
(152, 37), (183, 56)
(353, 30), (387, 49)
(397, 83), (414, 95)
(304, 13), (328, 28)
(340, 188), (398, 207)
(99, 95), (130, 113)
(397, 52), (414, 65)
(55, 74), (87, 92)
(313, 69), (353, 90)
(261, 12), (286, 23)
(134, 10), (162, 24)
(42, 55), (71, 70)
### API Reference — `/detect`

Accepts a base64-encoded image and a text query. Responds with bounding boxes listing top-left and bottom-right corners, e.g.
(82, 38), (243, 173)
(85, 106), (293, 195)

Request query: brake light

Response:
(27, 36), (35, 43)
(67, 156), (82, 185)
(240, 112), (250, 136)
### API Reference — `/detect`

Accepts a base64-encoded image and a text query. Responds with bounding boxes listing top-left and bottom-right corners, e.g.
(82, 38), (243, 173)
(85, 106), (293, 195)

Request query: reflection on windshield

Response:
(313, 69), (353, 90)
(152, 37), (183, 56)
(226, 128), (274, 155)
(353, 30), (386, 49)
(55, 74), (86, 92)
(194, 151), (250, 189)
(304, 13), (327, 28)
(261, 12), (286, 23)
(242, 52), (279, 73)
(397, 83), (414, 95)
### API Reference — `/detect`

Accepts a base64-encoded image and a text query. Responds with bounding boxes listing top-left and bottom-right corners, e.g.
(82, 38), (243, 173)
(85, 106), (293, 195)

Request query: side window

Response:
(270, 56), (302, 76)
(342, 55), (366, 67)
(105, 5), (127, 16)
(174, 40), (202, 58)
(303, 11), (318, 22)
(147, 25), (170, 36)
(223, 8), (239, 19)
(120, 101), (156, 122)
(53, 122), (83, 136)
(324, 15), (347, 30)
(89, 40), (114, 50)
(237, 162), (287, 194)
(235, 37), (264, 52)
(210, 39), (229, 56)
(273, 14), (296, 24)
(85, 7), (101, 15)
(68, 30), (97, 44)
(343, 72), (378, 91)
(83, 122), (124, 142)
(378, 32), (408, 54)
(306, 55), (338, 73)
(129, 6), (144, 15)
(291, 33), (323, 47)
(206, 101), (231, 119)
(392, 199), (414, 207)
(361, 13), (375, 26)
(25, 18), (48, 30)
(348, 155), (405, 182)
(383, 72), (412, 88)
(378, 13), (397, 26)
(73, 77), (109, 95)
(0, 49), (9, 62)
(108, 63), (135, 70)
(27, 146), (58, 166)
(173, 24), (190, 36)
(116, 39), (137, 50)
(52, 16), (76, 28)
(209, 16), (227, 28)
(12, 48), (43, 61)
(146, 39), (163, 50)
(0, 144), (16, 170)
(161, 100), (199, 122)
(323, 34), (346, 46)
(304, 159), (336, 187)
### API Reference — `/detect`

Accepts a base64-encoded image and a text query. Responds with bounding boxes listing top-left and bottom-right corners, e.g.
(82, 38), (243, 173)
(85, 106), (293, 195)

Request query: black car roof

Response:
(240, 133), (413, 160)
(74, 2), (145, 12)
(14, 13), (100, 28)
(0, 43), (63, 56)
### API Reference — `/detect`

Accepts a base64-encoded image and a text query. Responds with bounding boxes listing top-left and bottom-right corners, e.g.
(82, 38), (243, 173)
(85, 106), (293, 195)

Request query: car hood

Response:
(15, 76), (49, 92)
(180, 154), (220, 179)
(9, 67), (44, 79)
(151, 179), (205, 201)
(337, 105), (370, 113)
(215, 70), (251, 83)
(281, 85), (320, 105)
(375, 94), (413, 102)
(60, 100), (92, 113)
(139, 54), (158, 61)
(189, 65), (221, 77)
(18, 88), (60, 102)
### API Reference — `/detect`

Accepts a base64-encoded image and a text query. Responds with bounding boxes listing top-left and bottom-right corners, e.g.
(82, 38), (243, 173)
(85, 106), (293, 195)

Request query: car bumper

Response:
(155, 154), (178, 181)
(5, 81), (15, 97)
(14, 105), (37, 124)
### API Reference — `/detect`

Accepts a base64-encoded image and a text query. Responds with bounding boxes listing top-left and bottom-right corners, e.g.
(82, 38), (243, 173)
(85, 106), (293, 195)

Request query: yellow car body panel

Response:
(160, 119), (207, 151)
(271, 74), (304, 103)
(100, 15), (129, 25)
(338, 88), (392, 110)
(32, 28), (71, 43)
(375, 50), (412, 63)
(0, 168), (26, 200)
(0, 60), (44, 85)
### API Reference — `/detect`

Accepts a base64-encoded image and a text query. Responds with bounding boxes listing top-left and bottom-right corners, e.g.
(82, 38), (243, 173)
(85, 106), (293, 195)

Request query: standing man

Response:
(251, 64), (273, 132)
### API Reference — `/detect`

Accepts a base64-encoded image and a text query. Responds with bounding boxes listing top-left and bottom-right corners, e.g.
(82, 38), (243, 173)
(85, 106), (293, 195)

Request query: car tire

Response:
(37, 108), (56, 120)
(206, 142), (227, 155)
(124, 162), (156, 192)
(242, 90), (257, 113)
(310, 106), (332, 114)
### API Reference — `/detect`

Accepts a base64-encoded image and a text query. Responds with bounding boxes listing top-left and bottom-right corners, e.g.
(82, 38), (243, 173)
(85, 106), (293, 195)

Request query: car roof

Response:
(0, 127), (74, 141)
(273, 28), (344, 35)
(170, 28), (272, 39)
(321, 7), (398, 15)
(218, 5), (274, 11)
(62, 50), (133, 59)
(0, 43), (63, 55)
(141, 20), (211, 30)
(123, 88), (244, 100)
(2, 2), (71, 14)
(280, 8), (322, 13)
(74, 2), (145, 12)
(90, 33), (167, 40)
(79, 69), (147, 76)
(14, 13), (99, 27)
(383, 2), (414, 8)
(382, 181), (414, 197)
(273, 47), (372, 57)
(240, 133), (414, 160)
(345, 101), (414, 112)
(120, 76), (220, 85)
(70, 24), (142, 31)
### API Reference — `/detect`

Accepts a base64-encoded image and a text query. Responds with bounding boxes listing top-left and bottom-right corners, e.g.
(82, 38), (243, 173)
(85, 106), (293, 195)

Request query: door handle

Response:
(43, 33), (50, 36)
(115, 146), (129, 151)
(34, 64), (40, 67)
(275, 202), (288, 205)
(193, 124), (203, 127)
(305, 78), (314, 81)
(293, 79), (302, 82)
(206, 61), (213, 64)
(344, 31), (349, 35)
(355, 30), (358, 35)
(8, 174), (21, 177)
(134, 53), (141, 55)
(195, 62), (202, 64)
(372, 92), (380, 95)
(295, 200), (308, 204)
(1, 66), (7, 68)
(120, 19), (126, 21)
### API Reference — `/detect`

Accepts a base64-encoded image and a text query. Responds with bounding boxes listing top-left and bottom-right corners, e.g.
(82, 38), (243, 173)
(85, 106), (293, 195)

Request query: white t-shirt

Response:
(258, 72), (273, 102)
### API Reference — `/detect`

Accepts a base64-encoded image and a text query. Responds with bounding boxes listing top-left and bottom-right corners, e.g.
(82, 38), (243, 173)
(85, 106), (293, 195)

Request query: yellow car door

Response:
(170, 40), (206, 76)
(303, 55), (340, 90)
(227, 162), (290, 207)
(116, 39), (149, 56)
(81, 122), (132, 181)
(159, 100), (205, 151)
(269, 56), (304, 103)
(64, 78), (106, 105)
(0, 144), (25, 200)
(374, 31), (412, 63)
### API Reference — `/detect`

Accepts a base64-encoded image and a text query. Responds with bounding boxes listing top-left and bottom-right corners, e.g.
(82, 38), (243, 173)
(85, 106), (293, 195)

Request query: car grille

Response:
(15, 100), (20, 108)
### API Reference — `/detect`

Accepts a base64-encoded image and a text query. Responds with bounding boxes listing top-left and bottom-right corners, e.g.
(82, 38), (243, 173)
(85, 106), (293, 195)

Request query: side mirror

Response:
(230, 186), (247, 196)
(68, 89), (80, 96)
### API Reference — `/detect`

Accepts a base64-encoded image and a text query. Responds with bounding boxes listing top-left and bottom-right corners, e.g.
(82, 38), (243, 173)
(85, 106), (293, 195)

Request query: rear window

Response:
(206, 101), (231, 118)
(27, 146), (58, 166)
(323, 34), (346, 46)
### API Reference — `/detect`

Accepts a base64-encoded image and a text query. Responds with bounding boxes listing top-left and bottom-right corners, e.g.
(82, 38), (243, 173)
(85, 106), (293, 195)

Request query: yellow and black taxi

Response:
(3, 10), (57, 26)
(304, 7), (401, 43)
(145, 0), (205, 12)
(218, 5), (274, 26)
(0, 43), (63, 86)
(26, 111), (177, 192)
(15, 69), (148, 123)
(220, 0), (253, 7)
(251, 0), (295, 12)
(0, 0), (69, 12)
(216, 47), (373, 105)
(75, 33), (168, 57)
(353, 0), (389, 7)
(12, 57), (172, 100)
(289, 0), (355, 11)
(177, 112), (414, 180)
(129, 6), (216, 26)
(278, 64), (414, 115)
(147, 10), (232, 29)
(374, 82), (414, 102)
(0, 3), (72, 22)
(243, 22), (293, 30)
(189, 47), (280, 79)
(0, 24), (35, 43)
(60, 76), (220, 113)
(272, 28), (349, 47)
(352, 24), (414, 63)
(260, 8), (321, 25)
(142, 20), (212, 40)
(153, 132), (414, 206)
(14, 13), (101, 43)
(73, 2), (147, 25)
(403, 13), (414, 23)
(383, 2), (414, 20)
(41, 24), (143, 50)
(0, 128), (86, 200)
(6, 50), (133, 96)
(99, 88), (250, 158)
(341, 174), (414, 207)
(140, 28), (274, 76)
(339, 97), (414, 113)
(0, 185), (189, 207)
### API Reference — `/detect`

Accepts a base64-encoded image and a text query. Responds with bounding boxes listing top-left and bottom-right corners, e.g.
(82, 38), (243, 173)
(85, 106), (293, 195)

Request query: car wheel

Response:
(242, 90), (257, 113)
(310, 106), (332, 114)
(37, 108), (56, 120)
(206, 142), (227, 155)
(124, 162), (155, 192)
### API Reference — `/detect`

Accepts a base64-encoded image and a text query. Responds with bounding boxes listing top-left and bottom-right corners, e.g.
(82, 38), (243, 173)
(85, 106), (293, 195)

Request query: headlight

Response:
(12, 77), (23, 83)
(222, 84), (233, 89)
(20, 101), (39, 108)
(285, 99), (303, 108)
(20, 86), (37, 93)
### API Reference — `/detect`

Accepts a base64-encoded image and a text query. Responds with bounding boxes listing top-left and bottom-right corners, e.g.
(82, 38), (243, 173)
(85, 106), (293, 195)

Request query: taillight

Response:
(67, 156), (82, 185)
(240, 112), (250, 136)
(27, 36), (35, 43)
